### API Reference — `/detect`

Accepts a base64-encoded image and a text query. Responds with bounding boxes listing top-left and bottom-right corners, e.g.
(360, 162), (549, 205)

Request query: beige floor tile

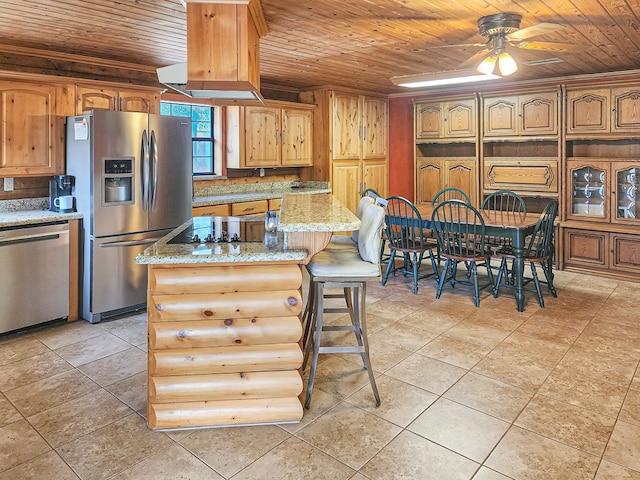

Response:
(32, 320), (104, 350)
(443, 315), (518, 349)
(538, 367), (628, 417)
(104, 371), (148, 412)
(360, 430), (479, 480)
(232, 436), (355, 480)
(444, 372), (533, 422)
(308, 355), (375, 400)
(0, 336), (49, 366)
(0, 419), (51, 473)
(620, 387), (640, 427)
(78, 347), (146, 387)
(279, 388), (341, 434)
(397, 309), (463, 335)
(360, 313), (398, 335)
(27, 388), (132, 448)
(485, 426), (600, 480)
(595, 460), (640, 479)
(0, 394), (22, 428)
(603, 420), (640, 472)
(0, 351), (72, 392)
(179, 424), (290, 478)
(353, 336), (413, 373)
(408, 397), (510, 462)
(555, 345), (638, 387)
(515, 315), (583, 345)
(296, 401), (401, 470)
(54, 332), (132, 367)
(99, 312), (148, 346)
(472, 350), (555, 391)
(472, 467), (513, 480)
(365, 299), (418, 321)
(0, 450), (79, 480)
(515, 394), (616, 456)
(345, 374), (437, 427)
(110, 443), (221, 480)
(5, 369), (99, 417)
(493, 331), (569, 365)
(369, 321), (438, 352)
(57, 413), (174, 480)
(386, 352), (466, 395)
(417, 335), (490, 369)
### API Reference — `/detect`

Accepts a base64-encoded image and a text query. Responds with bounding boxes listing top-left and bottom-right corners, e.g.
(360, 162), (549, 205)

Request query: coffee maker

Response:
(49, 175), (76, 213)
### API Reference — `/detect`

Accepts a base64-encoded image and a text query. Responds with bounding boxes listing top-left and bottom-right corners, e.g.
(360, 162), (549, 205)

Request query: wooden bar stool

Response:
(301, 202), (386, 409)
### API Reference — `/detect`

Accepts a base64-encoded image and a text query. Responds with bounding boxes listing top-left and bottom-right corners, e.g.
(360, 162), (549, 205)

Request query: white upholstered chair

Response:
(301, 202), (386, 409)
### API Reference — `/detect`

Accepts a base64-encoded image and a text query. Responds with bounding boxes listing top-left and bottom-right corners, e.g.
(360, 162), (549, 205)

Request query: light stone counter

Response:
(0, 210), (83, 228)
(192, 181), (331, 207)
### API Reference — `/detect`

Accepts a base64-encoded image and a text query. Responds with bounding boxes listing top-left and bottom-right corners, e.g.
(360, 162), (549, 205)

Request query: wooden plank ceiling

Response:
(0, 0), (639, 94)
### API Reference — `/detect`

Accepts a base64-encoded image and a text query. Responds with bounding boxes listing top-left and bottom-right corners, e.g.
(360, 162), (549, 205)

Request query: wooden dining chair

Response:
(494, 199), (558, 307)
(431, 187), (471, 205)
(481, 189), (527, 251)
(381, 196), (439, 294)
(430, 199), (495, 307)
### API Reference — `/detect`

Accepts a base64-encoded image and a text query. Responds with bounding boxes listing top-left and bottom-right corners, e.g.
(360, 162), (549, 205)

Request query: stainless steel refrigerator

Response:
(66, 110), (193, 322)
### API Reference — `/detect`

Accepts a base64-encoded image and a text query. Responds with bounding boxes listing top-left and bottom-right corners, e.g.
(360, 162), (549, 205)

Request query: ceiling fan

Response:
(447, 12), (575, 76)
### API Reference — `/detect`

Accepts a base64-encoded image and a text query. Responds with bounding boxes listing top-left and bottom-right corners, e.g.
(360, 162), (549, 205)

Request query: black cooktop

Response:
(168, 216), (267, 245)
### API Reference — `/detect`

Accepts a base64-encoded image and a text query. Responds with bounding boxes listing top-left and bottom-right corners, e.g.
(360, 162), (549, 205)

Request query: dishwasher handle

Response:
(98, 237), (162, 248)
(0, 232), (66, 247)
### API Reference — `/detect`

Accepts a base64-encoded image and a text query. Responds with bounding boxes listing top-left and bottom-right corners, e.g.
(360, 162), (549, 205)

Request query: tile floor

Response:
(0, 269), (639, 479)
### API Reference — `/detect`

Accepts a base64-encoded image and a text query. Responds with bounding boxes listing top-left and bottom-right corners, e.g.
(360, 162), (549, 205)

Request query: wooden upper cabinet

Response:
(245, 107), (281, 167)
(415, 98), (476, 140)
(0, 81), (63, 176)
(227, 103), (313, 168)
(76, 85), (159, 114)
(332, 92), (387, 160)
(362, 96), (387, 159)
(567, 89), (609, 135)
(483, 91), (557, 137)
(282, 108), (312, 166)
(415, 157), (476, 206)
(611, 87), (640, 133)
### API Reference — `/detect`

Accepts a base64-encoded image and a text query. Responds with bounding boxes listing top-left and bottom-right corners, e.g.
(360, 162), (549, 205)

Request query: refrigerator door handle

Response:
(141, 129), (150, 212)
(149, 129), (159, 209)
(98, 238), (162, 248)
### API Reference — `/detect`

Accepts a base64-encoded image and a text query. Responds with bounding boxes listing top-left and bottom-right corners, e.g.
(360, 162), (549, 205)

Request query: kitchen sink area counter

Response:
(136, 193), (358, 430)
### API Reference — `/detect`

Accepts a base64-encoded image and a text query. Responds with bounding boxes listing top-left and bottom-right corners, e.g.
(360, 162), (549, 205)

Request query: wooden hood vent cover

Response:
(157, 0), (268, 104)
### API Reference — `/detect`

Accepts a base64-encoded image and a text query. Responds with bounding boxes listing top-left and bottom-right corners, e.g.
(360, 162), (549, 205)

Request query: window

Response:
(160, 101), (217, 176)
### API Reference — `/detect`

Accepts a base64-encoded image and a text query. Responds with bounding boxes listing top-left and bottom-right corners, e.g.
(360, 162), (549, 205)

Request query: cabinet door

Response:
(519, 92), (557, 135)
(282, 108), (312, 166)
(415, 102), (443, 139)
(483, 158), (558, 193)
(611, 162), (639, 224)
(332, 93), (361, 160)
(231, 200), (269, 216)
(119, 91), (158, 114)
(483, 96), (517, 136)
(332, 160), (361, 214)
(0, 83), (62, 176)
(192, 204), (230, 217)
(567, 89), (609, 135)
(362, 97), (387, 159)
(244, 107), (281, 167)
(445, 160), (477, 205)
(445, 99), (476, 138)
(416, 158), (445, 205)
(362, 158), (387, 199)
(611, 233), (640, 274)
(563, 228), (609, 270)
(566, 160), (610, 222)
(611, 87), (640, 133)
(76, 85), (118, 113)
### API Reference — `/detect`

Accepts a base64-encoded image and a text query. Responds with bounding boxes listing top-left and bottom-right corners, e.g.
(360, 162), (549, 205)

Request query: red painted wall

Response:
(388, 96), (415, 200)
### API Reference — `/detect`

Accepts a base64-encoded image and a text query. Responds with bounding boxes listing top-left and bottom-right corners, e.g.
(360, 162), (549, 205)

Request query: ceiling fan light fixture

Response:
(477, 53), (497, 75)
(497, 51), (518, 75)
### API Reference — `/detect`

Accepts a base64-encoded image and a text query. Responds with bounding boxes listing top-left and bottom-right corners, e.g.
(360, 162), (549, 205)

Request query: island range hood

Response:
(157, 0), (267, 103)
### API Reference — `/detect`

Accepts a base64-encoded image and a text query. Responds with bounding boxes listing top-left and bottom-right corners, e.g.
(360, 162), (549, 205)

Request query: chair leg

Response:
(428, 249), (440, 283)
(485, 256), (496, 299)
(493, 257), (508, 297)
(358, 281), (380, 406)
(436, 259), (450, 299)
(471, 262), (480, 307)
(530, 262), (545, 308)
(304, 281), (325, 409)
(381, 250), (397, 286)
(411, 251), (420, 294)
(349, 286), (367, 366)
(540, 261), (558, 297)
(301, 278), (316, 350)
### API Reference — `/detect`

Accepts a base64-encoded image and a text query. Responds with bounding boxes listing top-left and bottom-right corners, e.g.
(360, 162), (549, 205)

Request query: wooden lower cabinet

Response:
(147, 263), (304, 429)
(231, 200), (269, 216)
(192, 204), (231, 217)
(563, 227), (640, 278)
(483, 158), (558, 193)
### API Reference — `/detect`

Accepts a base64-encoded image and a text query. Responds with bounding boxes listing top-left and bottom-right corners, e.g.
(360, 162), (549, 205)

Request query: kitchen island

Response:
(136, 194), (359, 430)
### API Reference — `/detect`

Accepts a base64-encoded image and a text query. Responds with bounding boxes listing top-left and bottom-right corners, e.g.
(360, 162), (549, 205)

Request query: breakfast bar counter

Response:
(135, 193), (358, 430)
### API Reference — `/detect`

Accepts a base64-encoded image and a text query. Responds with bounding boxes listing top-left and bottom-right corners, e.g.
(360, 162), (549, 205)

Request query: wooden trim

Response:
(67, 219), (80, 321)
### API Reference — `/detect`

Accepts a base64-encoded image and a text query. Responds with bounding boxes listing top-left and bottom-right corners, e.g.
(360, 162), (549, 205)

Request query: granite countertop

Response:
(136, 193), (360, 265)
(192, 181), (331, 207)
(0, 198), (83, 228)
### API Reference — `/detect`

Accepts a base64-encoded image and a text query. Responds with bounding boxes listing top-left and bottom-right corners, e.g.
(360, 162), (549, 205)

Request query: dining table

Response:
(415, 204), (544, 312)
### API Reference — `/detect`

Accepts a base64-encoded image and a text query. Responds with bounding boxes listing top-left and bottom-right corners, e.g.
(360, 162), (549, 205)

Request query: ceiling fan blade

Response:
(427, 42), (487, 49)
(458, 48), (491, 69)
(507, 22), (565, 41)
(517, 41), (580, 52)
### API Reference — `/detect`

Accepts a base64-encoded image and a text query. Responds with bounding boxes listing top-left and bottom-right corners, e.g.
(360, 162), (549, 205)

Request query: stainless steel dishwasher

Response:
(0, 223), (69, 334)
